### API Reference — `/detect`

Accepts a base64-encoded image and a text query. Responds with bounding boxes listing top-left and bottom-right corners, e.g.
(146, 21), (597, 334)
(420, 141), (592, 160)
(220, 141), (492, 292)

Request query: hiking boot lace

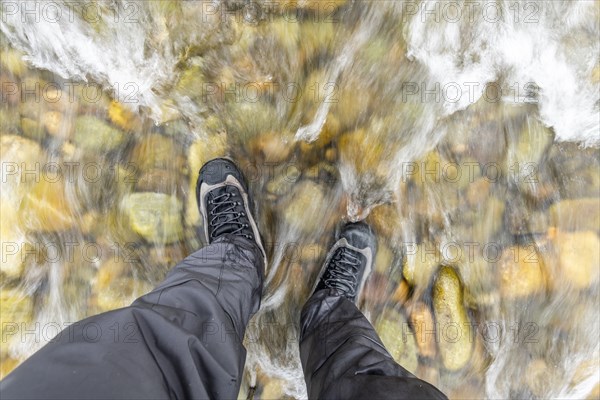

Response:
(208, 189), (253, 240)
(323, 248), (361, 297)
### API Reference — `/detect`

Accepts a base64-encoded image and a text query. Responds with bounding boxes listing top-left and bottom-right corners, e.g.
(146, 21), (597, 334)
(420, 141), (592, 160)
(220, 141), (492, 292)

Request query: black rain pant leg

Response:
(0, 235), (263, 400)
(299, 289), (448, 400)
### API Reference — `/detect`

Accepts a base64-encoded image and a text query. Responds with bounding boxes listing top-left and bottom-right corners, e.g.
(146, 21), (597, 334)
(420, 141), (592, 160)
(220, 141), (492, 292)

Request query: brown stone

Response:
(250, 132), (293, 163)
(409, 302), (437, 358)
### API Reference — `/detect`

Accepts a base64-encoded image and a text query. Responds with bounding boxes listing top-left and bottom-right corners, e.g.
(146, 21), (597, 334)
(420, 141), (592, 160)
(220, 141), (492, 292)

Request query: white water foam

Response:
(406, 0), (600, 146)
(0, 0), (214, 118)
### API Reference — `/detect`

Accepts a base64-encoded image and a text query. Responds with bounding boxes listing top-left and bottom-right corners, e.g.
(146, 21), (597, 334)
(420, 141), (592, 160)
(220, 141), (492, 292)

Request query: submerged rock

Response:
(409, 302), (437, 359)
(375, 309), (419, 374)
(1, 135), (44, 276)
(19, 179), (77, 232)
(93, 259), (152, 312)
(374, 242), (394, 274)
(0, 49), (28, 77)
(403, 242), (440, 289)
(130, 134), (184, 173)
(506, 117), (553, 169)
(265, 166), (300, 198)
(121, 192), (183, 244)
(250, 132), (293, 163)
(281, 180), (328, 233)
(338, 128), (390, 176)
(0, 135), (43, 184)
(298, 20), (336, 63)
(552, 231), (600, 289)
(367, 203), (401, 240)
(135, 169), (179, 195)
(20, 117), (45, 142)
(0, 288), (33, 357)
(525, 359), (557, 398)
(73, 116), (126, 152)
(0, 357), (19, 379)
(222, 102), (279, 140)
(548, 198), (600, 232)
(497, 245), (546, 299)
(506, 202), (548, 235)
(42, 111), (72, 139)
(108, 101), (142, 132)
(0, 107), (20, 135)
(433, 266), (473, 371)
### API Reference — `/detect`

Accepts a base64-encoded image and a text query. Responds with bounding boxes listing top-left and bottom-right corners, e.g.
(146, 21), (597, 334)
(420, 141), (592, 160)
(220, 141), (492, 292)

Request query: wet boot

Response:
(299, 222), (448, 399)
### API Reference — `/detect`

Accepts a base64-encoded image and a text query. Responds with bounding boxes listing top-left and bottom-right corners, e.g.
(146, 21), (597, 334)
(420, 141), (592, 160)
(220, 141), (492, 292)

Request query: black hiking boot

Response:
(196, 158), (267, 268)
(313, 222), (377, 303)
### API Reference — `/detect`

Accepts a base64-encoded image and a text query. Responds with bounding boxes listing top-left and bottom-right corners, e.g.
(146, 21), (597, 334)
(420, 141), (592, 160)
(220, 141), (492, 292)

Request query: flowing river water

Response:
(1, 1), (599, 398)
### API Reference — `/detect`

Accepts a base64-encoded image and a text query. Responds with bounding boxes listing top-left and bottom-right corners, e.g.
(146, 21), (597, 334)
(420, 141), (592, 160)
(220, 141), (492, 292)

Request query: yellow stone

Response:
(338, 129), (386, 175)
(92, 258), (153, 312)
(433, 266), (473, 371)
(374, 242), (394, 274)
(553, 231), (600, 289)
(19, 179), (77, 232)
(120, 192), (184, 244)
(0, 289), (33, 357)
(0, 49), (28, 77)
(73, 116), (126, 152)
(498, 246), (546, 298)
(0, 357), (19, 379)
(108, 100), (142, 132)
(1, 136), (44, 277)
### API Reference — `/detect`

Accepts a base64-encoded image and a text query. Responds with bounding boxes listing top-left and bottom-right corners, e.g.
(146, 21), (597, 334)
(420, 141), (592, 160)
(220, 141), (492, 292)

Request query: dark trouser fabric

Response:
(1, 236), (446, 400)
(300, 289), (447, 399)
(1, 235), (263, 400)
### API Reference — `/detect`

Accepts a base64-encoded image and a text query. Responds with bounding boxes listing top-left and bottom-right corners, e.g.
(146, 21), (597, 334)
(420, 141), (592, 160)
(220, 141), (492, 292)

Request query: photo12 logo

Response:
(400, 1), (541, 24)
(1, 1), (140, 24)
